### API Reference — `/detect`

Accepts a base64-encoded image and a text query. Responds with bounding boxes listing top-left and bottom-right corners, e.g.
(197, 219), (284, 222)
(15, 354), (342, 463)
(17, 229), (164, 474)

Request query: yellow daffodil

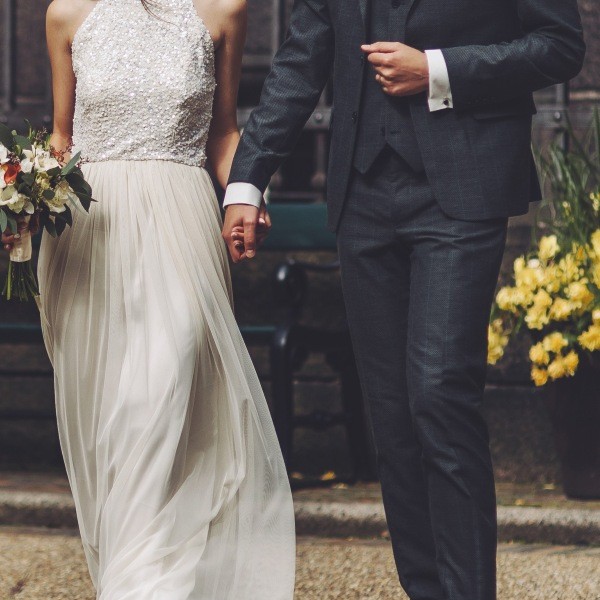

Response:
(557, 254), (582, 284)
(548, 297), (577, 321)
(496, 286), (531, 313)
(563, 350), (579, 376)
(591, 229), (600, 257)
(565, 279), (594, 309)
(578, 324), (600, 352)
(592, 262), (600, 289)
(529, 342), (550, 365)
(538, 235), (560, 262)
(548, 356), (568, 380)
(531, 367), (549, 387)
(542, 332), (569, 353)
(487, 319), (509, 365)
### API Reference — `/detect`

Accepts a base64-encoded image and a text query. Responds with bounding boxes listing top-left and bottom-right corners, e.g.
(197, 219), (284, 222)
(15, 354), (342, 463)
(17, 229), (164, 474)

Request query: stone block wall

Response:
(0, 0), (598, 482)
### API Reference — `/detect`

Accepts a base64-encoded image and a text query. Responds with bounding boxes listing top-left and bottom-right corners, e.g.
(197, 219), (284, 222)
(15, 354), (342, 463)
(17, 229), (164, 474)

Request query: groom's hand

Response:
(362, 42), (429, 97)
(222, 202), (271, 263)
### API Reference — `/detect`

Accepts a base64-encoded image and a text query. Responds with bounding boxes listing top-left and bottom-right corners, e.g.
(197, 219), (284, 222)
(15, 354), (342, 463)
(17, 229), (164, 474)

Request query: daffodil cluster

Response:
(490, 231), (600, 386)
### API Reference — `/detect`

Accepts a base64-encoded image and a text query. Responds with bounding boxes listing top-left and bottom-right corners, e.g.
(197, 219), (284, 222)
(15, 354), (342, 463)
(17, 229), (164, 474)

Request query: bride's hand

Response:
(2, 214), (39, 252)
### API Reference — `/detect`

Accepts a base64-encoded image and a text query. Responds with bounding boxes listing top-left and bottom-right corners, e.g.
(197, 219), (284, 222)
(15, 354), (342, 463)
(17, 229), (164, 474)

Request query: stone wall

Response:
(0, 0), (598, 482)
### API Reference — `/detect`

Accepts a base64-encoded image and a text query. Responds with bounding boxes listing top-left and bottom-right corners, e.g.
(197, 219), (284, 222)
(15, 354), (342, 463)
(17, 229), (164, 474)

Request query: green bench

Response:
(0, 203), (376, 480)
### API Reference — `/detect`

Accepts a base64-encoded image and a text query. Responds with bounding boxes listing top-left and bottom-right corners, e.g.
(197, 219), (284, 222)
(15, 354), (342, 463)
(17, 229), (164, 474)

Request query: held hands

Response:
(362, 42), (429, 97)
(222, 200), (271, 263)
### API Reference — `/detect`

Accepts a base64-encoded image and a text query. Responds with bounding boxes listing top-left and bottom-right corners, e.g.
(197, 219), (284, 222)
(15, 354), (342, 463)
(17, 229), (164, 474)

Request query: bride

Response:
(2, 0), (296, 597)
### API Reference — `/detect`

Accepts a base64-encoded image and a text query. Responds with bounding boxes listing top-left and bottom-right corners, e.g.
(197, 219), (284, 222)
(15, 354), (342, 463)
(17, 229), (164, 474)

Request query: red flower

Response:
(2, 162), (21, 184)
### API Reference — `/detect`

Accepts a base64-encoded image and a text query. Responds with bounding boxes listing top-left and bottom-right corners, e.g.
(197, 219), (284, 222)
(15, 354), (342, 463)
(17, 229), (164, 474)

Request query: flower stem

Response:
(2, 259), (40, 302)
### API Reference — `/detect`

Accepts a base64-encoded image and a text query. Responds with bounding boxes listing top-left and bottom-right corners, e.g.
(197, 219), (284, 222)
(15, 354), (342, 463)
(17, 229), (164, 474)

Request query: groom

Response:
(222, 0), (585, 598)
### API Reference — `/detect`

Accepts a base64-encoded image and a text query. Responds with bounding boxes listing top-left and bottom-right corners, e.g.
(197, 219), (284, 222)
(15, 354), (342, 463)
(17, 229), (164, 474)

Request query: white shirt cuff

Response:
(425, 49), (453, 112)
(223, 182), (263, 209)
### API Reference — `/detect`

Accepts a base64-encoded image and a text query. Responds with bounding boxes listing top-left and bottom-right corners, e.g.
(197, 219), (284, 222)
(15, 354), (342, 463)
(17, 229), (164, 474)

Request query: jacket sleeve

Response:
(228, 0), (334, 192)
(440, 0), (586, 110)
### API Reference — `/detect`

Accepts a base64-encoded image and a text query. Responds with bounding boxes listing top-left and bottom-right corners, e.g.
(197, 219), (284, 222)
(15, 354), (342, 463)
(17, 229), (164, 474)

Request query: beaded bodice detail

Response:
(72, 0), (215, 167)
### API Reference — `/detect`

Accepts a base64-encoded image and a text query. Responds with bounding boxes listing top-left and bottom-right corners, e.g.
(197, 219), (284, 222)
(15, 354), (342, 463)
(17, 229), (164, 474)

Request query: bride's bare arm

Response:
(46, 0), (90, 156)
(2, 1), (77, 250)
(205, 0), (247, 190)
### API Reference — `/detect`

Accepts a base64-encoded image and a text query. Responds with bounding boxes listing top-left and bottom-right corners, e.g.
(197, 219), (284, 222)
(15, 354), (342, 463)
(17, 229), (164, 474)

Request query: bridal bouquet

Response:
(0, 122), (95, 301)
(488, 112), (600, 385)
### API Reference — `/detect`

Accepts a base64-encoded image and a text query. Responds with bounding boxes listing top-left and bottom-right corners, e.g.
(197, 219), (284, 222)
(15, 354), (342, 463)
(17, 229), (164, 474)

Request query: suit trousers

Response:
(337, 147), (508, 600)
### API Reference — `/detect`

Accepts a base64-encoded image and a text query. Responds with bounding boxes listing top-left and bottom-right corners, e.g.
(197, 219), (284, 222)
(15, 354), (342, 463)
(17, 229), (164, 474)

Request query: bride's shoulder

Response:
(204, 0), (246, 20)
(47, 0), (93, 32)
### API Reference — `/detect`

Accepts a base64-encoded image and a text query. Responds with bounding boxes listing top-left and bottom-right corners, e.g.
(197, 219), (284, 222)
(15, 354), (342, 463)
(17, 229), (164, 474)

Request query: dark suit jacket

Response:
(228, 0), (586, 231)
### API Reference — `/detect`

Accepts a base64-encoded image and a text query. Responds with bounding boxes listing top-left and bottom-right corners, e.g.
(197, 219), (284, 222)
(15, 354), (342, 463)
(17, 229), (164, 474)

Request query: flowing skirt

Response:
(37, 160), (296, 599)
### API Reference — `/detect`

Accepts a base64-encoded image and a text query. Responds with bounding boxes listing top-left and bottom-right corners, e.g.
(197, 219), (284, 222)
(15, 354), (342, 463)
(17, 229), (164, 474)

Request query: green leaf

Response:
(61, 151), (81, 176)
(17, 183), (31, 196)
(43, 189), (55, 200)
(54, 216), (67, 236)
(61, 205), (73, 227)
(44, 218), (57, 237)
(75, 192), (94, 211)
(0, 123), (14, 150)
(66, 172), (92, 196)
(46, 167), (62, 179)
(21, 172), (35, 187)
(0, 210), (7, 232)
(14, 135), (32, 152)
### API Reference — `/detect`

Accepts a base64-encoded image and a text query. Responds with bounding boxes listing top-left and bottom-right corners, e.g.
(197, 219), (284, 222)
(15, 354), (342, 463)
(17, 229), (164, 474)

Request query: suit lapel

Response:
(358, 0), (369, 28)
(359, 0), (419, 31)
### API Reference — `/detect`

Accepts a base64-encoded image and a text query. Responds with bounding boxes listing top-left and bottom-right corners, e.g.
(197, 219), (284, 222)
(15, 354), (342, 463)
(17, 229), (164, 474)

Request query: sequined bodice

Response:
(72, 0), (215, 167)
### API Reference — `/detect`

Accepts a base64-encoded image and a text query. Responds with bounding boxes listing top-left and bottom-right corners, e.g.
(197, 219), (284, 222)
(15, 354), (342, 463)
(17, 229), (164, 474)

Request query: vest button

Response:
(352, 111), (358, 123)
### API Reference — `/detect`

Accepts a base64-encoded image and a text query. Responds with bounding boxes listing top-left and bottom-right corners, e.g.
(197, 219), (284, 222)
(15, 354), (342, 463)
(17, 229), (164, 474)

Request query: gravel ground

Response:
(1, 528), (599, 599)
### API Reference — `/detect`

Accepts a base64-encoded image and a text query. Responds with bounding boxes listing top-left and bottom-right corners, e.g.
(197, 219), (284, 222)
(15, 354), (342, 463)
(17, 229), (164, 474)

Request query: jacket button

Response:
(352, 111), (358, 123)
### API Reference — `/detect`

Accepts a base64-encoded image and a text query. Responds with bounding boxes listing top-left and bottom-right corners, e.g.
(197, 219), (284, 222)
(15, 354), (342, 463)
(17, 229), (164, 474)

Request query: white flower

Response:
(0, 185), (34, 214)
(0, 144), (9, 165)
(20, 149), (34, 174)
(45, 179), (76, 214)
(33, 149), (60, 172)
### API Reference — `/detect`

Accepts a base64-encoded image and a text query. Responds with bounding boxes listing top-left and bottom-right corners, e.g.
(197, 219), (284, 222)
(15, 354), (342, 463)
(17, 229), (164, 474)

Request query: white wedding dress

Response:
(37, 0), (296, 598)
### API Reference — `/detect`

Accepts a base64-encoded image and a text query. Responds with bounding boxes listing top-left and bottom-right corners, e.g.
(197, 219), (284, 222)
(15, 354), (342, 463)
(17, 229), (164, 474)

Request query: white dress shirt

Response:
(223, 50), (453, 208)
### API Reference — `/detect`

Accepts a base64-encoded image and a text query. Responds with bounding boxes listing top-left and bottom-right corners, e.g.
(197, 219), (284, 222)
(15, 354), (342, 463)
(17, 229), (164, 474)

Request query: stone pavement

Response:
(1, 473), (599, 545)
(1, 527), (599, 599)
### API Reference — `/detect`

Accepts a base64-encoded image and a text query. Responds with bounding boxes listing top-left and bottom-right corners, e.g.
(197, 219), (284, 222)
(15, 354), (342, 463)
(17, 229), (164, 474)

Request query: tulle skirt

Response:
(37, 160), (296, 599)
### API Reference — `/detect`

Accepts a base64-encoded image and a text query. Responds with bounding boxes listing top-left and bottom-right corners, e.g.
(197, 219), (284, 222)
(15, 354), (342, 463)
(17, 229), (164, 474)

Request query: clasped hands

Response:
(222, 201), (271, 263)
(222, 42), (428, 262)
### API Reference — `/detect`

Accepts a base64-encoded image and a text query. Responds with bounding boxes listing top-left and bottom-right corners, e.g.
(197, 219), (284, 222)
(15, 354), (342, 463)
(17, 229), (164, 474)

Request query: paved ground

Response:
(1, 527), (599, 599)
(3, 472), (600, 511)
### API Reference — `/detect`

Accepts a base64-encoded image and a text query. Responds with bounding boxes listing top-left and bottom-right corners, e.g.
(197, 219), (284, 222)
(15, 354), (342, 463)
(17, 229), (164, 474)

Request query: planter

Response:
(549, 355), (600, 499)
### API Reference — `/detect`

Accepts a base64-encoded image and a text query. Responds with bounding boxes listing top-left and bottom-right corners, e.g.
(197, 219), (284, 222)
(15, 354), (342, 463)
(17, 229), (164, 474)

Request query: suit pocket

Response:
(471, 100), (537, 120)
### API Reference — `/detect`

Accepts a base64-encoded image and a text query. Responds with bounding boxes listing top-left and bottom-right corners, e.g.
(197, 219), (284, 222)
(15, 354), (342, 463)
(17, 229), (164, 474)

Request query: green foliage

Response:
(537, 108), (600, 247)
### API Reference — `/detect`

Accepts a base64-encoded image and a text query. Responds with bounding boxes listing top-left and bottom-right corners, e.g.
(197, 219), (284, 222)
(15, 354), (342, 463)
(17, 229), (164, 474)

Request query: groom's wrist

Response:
(223, 182), (263, 209)
(425, 49), (453, 112)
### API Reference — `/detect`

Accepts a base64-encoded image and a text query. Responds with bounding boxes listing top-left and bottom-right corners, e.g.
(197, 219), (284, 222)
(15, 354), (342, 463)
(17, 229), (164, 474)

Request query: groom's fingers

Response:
(243, 215), (257, 258)
(222, 205), (258, 263)
(362, 42), (402, 54)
